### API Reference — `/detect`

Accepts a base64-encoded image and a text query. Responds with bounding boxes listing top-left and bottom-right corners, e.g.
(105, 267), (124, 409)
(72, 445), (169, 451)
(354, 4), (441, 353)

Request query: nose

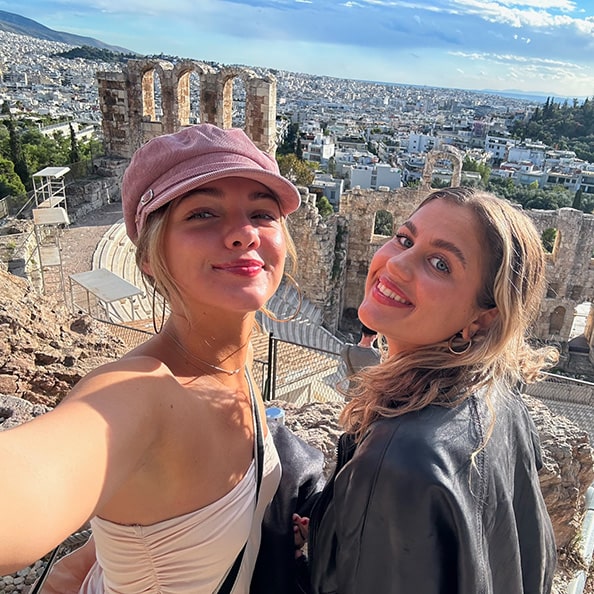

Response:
(224, 217), (260, 250)
(385, 247), (414, 282)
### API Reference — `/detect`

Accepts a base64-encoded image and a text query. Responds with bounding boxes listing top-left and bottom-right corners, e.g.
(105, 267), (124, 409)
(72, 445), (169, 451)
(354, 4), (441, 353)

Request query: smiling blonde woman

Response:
(309, 187), (558, 594)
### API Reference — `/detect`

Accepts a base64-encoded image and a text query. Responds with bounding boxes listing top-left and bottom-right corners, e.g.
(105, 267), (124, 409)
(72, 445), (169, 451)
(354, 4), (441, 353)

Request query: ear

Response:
(139, 258), (153, 277)
(462, 307), (499, 341)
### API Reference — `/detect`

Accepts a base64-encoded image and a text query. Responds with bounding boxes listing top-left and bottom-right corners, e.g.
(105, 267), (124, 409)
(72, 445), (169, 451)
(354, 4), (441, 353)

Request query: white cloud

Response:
(450, 49), (583, 69)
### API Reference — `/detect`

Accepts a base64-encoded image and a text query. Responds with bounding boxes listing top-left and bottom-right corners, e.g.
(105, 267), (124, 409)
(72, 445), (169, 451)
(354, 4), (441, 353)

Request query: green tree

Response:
(3, 119), (29, 187)
(21, 128), (70, 176)
(69, 124), (81, 163)
(318, 195), (333, 217)
(541, 228), (557, 253)
(276, 153), (315, 186)
(512, 95), (594, 161)
(462, 156), (490, 185)
(0, 155), (26, 199)
(327, 156), (336, 176)
(277, 122), (299, 156)
(373, 210), (393, 236)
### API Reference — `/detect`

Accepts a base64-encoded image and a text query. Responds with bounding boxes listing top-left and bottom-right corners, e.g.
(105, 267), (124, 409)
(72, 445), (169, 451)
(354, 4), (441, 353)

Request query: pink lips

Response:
(213, 259), (264, 276)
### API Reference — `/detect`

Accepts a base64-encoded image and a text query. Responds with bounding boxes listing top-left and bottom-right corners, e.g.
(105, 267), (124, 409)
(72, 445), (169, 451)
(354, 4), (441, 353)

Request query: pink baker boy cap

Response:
(121, 123), (301, 244)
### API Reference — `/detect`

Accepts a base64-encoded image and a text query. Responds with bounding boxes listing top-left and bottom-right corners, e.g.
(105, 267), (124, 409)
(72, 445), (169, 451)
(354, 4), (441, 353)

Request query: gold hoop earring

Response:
(261, 273), (302, 323)
(151, 286), (167, 334)
(448, 333), (472, 355)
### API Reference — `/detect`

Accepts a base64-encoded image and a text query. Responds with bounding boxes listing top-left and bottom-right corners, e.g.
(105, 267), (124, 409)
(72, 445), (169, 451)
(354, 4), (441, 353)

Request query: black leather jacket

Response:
(251, 421), (325, 594)
(309, 388), (556, 594)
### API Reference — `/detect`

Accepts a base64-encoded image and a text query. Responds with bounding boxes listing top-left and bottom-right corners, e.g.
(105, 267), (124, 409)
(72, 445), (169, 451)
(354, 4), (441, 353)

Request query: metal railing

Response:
(89, 318), (594, 430)
(263, 334), (345, 405)
(524, 371), (594, 405)
(91, 320), (347, 406)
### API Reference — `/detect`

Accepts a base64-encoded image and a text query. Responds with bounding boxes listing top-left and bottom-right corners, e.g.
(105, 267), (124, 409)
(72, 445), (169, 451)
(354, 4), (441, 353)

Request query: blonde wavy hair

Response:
(342, 187), (559, 440)
(134, 193), (298, 326)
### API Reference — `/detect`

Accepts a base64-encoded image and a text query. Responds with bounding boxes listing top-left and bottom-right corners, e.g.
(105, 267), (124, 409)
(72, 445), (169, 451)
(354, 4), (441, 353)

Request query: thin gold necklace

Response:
(162, 329), (243, 376)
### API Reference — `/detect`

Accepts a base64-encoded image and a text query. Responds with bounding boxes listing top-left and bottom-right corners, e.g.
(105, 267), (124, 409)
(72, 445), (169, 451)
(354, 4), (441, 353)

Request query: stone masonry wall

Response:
(97, 60), (277, 158)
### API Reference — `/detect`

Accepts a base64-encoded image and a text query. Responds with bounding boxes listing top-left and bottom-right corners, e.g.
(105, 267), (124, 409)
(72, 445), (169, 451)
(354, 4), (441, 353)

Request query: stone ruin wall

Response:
(304, 145), (594, 368)
(97, 59), (277, 158)
(336, 185), (423, 321)
(95, 61), (594, 363)
(528, 208), (594, 356)
(285, 188), (347, 331)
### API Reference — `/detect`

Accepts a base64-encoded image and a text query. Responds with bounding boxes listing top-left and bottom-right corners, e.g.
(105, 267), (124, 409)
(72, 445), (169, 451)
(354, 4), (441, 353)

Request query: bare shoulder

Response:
(61, 354), (175, 408)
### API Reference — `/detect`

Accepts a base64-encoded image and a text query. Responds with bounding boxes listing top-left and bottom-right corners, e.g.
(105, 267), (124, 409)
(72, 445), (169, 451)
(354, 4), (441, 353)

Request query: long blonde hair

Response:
(341, 187), (558, 439)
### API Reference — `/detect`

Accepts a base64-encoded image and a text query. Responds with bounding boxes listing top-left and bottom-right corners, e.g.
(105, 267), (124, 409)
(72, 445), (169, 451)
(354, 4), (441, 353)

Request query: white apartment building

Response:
(349, 163), (402, 191)
(485, 135), (516, 162)
(311, 174), (344, 208)
(407, 132), (436, 154)
(301, 132), (335, 165)
(333, 148), (376, 176)
(508, 141), (548, 168)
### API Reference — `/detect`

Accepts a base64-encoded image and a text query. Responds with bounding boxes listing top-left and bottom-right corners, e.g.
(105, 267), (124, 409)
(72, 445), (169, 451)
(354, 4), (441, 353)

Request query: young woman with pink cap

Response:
(0, 124), (302, 593)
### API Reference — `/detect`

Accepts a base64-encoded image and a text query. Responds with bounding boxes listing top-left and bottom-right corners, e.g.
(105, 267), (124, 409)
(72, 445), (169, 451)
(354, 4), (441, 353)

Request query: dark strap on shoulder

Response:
(29, 543), (61, 594)
(216, 372), (265, 594)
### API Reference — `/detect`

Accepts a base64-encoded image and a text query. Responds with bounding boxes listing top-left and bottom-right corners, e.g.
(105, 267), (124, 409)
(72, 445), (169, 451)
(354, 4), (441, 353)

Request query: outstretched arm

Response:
(0, 357), (165, 573)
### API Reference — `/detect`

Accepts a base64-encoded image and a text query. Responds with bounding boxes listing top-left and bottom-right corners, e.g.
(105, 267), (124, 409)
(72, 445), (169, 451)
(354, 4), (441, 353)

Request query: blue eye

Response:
(396, 234), (413, 248)
(187, 210), (215, 220)
(429, 256), (450, 273)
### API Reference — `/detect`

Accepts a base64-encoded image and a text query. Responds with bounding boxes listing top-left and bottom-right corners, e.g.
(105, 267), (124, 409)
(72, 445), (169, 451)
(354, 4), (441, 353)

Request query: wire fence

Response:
(524, 372), (594, 440)
(91, 318), (594, 438)
(97, 321), (348, 406)
(263, 335), (345, 405)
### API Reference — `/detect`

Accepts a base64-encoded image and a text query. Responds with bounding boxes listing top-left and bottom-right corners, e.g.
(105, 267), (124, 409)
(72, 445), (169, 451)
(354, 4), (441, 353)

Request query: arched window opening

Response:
(189, 71), (201, 125)
(231, 76), (246, 128)
(373, 210), (393, 237)
(541, 227), (559, 255)
(546, 282), (560, 299)
(430, 158), (454, 189)
(549, 306), (566, 335)
(177, 70), (201, 126)
(569, 301), (592, 339)
(153, 74), (162, 122)
(141, 69), (157, 121)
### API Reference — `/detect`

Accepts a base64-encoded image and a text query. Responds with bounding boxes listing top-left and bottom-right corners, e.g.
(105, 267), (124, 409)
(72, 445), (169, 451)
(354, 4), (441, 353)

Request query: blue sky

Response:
(2, 0), (594, 97)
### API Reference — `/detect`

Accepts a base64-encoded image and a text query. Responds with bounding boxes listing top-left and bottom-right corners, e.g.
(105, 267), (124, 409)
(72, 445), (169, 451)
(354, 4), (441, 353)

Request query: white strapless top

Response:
(78, 431), (280, 594)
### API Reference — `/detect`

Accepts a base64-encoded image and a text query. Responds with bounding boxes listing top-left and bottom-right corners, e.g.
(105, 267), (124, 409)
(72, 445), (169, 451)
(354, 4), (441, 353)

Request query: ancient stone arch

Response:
(170, 60), (212, 128)
(335, 186), (424, 317)
(97, 59), (277, 157)
(549, 306), (567, 335)
(421, 145), (463, 188)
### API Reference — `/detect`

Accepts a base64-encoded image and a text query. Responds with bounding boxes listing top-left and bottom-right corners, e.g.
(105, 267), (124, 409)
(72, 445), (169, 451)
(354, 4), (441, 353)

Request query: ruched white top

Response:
(77, 431), (280, 594)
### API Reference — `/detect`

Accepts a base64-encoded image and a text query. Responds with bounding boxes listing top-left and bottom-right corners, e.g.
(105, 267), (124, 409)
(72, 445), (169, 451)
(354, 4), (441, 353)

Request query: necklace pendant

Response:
(163, 329), (244, 376)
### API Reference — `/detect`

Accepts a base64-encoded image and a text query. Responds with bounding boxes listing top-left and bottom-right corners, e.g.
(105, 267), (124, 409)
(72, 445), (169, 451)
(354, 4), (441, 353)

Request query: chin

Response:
(357, 302), (378, 331)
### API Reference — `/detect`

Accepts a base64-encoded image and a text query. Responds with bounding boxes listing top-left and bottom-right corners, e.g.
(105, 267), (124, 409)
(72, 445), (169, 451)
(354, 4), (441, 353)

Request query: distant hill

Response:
(0, 9), (133, 54)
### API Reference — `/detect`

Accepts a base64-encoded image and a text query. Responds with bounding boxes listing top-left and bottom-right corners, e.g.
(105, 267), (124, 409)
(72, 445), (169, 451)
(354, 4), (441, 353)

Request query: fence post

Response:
(264, 332), (274, 401)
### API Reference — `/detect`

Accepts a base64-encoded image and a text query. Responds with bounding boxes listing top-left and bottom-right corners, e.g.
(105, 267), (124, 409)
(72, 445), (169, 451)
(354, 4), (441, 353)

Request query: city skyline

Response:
(1, 0), (593, 99)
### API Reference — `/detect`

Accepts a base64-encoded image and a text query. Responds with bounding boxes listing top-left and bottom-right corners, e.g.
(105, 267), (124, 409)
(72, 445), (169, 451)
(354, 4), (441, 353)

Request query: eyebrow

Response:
(182, 186), (278, 202)
(403, 220), (468, 268)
